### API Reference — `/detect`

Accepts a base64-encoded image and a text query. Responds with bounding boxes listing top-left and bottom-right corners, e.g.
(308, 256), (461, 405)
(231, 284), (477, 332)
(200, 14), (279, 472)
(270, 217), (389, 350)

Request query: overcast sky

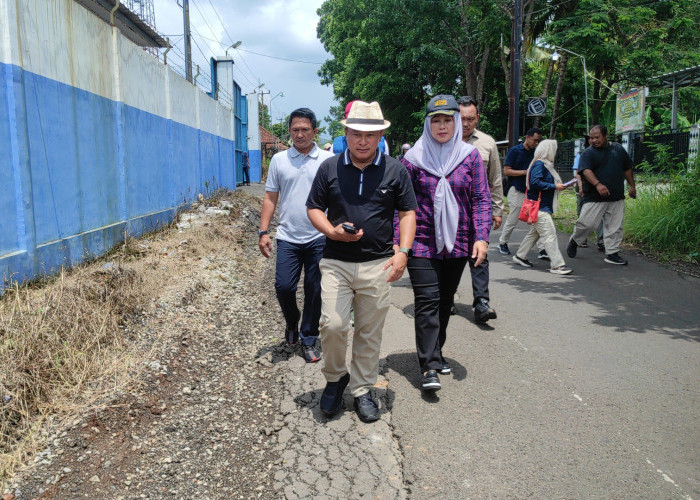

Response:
(152, 0), (336, 135)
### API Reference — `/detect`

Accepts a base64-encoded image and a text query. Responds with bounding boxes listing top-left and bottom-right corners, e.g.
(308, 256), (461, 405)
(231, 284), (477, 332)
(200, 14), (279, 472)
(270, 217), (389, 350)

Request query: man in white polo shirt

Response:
(258, 108), (334, 362)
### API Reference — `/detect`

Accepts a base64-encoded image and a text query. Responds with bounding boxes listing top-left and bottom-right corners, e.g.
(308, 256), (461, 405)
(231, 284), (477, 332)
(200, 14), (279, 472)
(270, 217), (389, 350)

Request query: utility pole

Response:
(259, 89), (270, 128)
(508, 0), (523, 148)
(182, 0), (192, 83)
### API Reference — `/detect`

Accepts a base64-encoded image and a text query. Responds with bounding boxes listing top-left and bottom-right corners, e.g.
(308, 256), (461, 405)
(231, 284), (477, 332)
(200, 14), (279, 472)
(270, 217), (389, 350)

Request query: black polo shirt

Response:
(579, 142), (633, 203)
(306, 149), (417, 262)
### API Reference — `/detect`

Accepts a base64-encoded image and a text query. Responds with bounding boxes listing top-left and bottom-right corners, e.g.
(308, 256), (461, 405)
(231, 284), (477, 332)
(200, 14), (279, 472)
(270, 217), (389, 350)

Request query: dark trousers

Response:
(468, 256), (489, 304)
(407, 257), (468, 373)
(275, 238), (324, 346)
(242, 167), (250, 185)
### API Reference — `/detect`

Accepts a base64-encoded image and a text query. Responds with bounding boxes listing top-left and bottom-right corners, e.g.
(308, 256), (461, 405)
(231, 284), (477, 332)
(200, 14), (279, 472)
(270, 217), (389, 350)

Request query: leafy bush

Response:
(624, 144), (700, 260)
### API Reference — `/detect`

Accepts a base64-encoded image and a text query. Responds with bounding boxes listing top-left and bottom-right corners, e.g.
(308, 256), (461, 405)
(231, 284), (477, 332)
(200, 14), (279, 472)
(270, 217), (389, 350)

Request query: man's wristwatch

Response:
(398, 247), (413, 257)
(257, 230), (269, 237)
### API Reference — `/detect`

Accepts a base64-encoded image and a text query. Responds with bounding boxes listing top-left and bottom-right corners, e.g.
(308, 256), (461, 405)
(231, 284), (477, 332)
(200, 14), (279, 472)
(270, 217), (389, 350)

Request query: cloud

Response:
(152, 0), (336, 136)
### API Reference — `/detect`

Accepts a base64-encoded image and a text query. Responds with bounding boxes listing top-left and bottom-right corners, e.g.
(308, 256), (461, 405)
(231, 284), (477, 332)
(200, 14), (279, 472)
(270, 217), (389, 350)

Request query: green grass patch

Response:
(623, 144), (700, 261)
(553, 189), (578, 233)
(624, 167), (700, 260)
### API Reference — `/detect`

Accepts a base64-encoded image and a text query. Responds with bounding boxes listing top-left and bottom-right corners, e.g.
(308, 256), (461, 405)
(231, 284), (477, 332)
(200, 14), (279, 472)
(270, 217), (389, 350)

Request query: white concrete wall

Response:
(247, 94), (260, 147)
(1, 0), (231, 134)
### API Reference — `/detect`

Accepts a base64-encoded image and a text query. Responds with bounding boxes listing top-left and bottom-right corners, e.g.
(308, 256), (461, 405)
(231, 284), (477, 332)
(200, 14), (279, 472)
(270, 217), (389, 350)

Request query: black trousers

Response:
(407, 257), (468, 373)
(274, 238), (324, 346)
(468, 256), (489, 304)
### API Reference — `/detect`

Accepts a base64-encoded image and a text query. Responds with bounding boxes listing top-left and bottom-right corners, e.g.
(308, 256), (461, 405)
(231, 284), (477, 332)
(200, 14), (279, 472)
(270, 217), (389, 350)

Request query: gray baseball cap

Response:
(426, 94), (459, 117)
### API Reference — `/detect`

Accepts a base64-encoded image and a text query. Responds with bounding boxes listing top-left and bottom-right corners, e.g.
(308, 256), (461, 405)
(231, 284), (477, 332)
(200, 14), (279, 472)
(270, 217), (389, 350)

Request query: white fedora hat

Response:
(340, 101), (391, 131)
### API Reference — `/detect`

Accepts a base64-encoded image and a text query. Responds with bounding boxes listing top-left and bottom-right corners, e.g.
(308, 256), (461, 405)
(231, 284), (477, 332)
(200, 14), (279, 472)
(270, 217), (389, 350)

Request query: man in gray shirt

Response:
(258, 108), (334, 362)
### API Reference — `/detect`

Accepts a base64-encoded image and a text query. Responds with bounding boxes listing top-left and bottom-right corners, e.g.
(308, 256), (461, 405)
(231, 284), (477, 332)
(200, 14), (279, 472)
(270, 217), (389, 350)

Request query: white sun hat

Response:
(340, 101), (391, 131)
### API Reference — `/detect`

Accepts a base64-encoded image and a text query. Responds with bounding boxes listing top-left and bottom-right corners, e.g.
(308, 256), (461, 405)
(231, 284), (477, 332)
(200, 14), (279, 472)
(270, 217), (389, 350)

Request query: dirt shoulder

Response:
(3, 188), (405, 500)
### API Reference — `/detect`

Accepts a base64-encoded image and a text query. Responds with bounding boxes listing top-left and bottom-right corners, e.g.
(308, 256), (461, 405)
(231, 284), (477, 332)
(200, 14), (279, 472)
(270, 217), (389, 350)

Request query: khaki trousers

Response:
(515, 211), (566, 268)
(571, 200), (625, 254)
(499, 186), (526, 245)
(500, 186), (544, 250)
(319, 258), (391, 397)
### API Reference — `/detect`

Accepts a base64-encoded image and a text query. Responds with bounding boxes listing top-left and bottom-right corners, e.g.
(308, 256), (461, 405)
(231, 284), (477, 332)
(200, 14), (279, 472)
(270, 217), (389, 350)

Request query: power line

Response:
(187, 30), (261, 87)
(182, 25), (261, 87)
(232, 49), (261, 87)
(190, 27), (211, 61)
(206, 0), (236, 48)
(190, 0), (221, 45)
(237, 48), (324, 65)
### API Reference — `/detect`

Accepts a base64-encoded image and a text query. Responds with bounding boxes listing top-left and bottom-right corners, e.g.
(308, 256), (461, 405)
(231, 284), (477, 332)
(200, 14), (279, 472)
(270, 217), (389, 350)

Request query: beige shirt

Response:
(465, 130), (504, 217)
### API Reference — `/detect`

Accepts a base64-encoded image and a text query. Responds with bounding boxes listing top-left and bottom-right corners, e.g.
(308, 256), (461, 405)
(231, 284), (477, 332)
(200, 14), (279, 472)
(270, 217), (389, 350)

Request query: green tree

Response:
(316, 0), (550, 144)
(270, 120), (289, 144)
(546, 0), (700, 128)
(259, 103), (272, 130)
(317, 0), (700, 142)
(324, 104), (345, 141)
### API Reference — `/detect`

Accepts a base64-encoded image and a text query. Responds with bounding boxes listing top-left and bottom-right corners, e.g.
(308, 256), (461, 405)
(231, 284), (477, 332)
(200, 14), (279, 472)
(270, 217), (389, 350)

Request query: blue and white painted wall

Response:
(0, 0), (238, 287)
(246, 94), (261, 182)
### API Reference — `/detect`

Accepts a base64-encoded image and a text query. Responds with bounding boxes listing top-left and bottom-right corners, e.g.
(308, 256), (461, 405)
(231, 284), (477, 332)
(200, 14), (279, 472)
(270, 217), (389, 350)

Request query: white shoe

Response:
(550, 266), (573, 275)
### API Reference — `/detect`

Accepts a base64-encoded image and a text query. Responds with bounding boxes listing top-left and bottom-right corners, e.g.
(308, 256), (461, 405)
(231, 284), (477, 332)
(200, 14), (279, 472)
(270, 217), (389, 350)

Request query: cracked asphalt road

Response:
(6, 183), (698, 499)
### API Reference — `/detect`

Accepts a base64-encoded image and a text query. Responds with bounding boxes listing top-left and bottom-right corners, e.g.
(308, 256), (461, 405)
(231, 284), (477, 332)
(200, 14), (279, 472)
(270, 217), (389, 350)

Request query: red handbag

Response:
(518, 190), (541, 224)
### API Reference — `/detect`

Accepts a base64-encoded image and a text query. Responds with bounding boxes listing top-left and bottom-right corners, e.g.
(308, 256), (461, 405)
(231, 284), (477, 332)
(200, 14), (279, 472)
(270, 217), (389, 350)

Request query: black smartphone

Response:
(342, 223), (358, 234)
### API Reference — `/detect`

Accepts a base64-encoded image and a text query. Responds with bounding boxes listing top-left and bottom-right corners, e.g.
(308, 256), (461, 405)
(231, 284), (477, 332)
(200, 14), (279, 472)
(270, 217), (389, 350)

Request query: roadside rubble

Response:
(3, 188), (406, 499)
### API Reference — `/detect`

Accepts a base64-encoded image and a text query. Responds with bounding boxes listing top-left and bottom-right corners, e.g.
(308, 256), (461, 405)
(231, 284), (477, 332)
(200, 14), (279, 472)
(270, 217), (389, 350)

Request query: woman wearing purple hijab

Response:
(396, 94), (492, 391)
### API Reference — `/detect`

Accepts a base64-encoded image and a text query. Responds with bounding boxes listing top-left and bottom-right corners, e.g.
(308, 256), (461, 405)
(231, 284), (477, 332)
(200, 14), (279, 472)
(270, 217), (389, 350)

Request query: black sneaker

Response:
(566, 239), (578, 258)
(438, 361), (451, 375)
(498, 243), (510, 255)
(354, 393), (380, 422)
(537, 249), (550, 261)
(604, 253), (628, 265)
(597, 242), (605, 252)
(450, 303), (457, 315)
(473, 297), (497, 323)
(512, 255), (534, 268)
(302, 343), (321, 363)
(422, 370), (441, 390)
(320, 373), (350, 417)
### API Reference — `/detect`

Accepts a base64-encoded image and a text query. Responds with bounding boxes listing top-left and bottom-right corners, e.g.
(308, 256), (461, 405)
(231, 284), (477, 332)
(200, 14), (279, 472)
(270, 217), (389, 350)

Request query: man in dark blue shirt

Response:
(498, 127), (543, 255)
(567, 124), (636, 265)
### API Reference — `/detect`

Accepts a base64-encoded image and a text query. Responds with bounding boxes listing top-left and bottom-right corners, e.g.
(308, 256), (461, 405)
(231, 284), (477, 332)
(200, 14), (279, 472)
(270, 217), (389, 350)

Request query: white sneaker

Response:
(550, 266), (573, 275)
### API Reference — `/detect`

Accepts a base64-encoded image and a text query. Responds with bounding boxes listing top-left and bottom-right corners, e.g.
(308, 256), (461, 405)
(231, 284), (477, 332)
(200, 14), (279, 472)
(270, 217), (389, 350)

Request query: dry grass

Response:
(0, 263), (155, 480)
(0, 190), (258, 485)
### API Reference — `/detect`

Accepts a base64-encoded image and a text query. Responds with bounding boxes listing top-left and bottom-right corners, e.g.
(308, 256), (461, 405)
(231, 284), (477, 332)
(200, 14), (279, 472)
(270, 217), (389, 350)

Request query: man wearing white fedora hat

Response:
(306, 100), (417, 423)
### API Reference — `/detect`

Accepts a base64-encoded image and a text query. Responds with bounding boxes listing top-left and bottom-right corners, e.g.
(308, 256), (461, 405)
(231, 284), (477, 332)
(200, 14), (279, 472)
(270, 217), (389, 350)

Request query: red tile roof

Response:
(260, 126), (289, 151)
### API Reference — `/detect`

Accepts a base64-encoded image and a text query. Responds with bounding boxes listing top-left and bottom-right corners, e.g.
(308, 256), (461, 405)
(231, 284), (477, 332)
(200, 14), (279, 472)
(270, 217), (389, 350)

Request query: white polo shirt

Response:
(265, 144), (334, 244)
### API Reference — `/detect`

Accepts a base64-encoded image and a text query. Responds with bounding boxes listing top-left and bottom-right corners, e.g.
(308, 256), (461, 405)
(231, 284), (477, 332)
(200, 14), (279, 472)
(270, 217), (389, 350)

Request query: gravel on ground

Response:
(3, 187), (405, 499)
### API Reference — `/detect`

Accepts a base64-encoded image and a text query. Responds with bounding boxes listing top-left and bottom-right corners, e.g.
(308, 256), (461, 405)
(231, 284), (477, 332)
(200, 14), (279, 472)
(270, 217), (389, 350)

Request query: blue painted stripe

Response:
(248, 149), (262, 184)
(0, 63), (22, 256)
(0, 62), (238, 288)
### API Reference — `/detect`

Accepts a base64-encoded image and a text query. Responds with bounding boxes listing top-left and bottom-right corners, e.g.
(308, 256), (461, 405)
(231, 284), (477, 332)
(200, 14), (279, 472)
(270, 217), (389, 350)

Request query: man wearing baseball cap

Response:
(306, 101), (417, 423)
